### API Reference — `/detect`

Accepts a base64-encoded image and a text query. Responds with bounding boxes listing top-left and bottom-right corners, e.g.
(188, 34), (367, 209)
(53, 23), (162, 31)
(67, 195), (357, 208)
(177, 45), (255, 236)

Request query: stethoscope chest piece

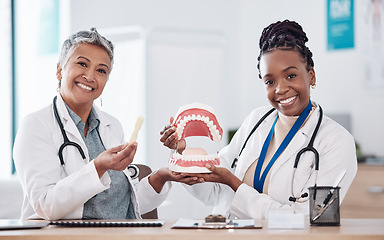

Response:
(127, 165), (140, 180)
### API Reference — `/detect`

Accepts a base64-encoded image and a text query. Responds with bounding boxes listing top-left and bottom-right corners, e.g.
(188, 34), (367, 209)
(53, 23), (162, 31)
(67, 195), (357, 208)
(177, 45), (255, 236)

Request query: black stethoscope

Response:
(53, 96), (140, 179)
(231, 104), (323, 203)
(53, 96), (86, 172)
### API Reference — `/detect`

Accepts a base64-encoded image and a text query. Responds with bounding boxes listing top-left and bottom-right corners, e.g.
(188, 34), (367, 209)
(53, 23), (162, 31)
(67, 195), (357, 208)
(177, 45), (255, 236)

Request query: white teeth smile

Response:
(77, 83), (93, 91)
(280, 96), (296, 104)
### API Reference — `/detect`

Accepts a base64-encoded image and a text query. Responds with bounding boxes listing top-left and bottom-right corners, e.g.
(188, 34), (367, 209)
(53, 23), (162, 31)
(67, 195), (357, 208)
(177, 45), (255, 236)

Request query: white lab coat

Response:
(13, 94), (170, 220)
(184, 103), (357, 219)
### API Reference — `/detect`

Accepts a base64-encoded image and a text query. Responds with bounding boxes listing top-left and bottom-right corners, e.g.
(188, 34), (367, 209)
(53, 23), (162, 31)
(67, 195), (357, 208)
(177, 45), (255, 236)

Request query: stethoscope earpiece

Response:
(289, 192), (309, 203)
(289, 196), (297, 202)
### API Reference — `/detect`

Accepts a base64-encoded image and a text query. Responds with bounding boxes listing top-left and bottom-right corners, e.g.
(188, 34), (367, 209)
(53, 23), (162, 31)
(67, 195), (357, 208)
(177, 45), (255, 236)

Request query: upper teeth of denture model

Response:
(173, 103), (223, 142)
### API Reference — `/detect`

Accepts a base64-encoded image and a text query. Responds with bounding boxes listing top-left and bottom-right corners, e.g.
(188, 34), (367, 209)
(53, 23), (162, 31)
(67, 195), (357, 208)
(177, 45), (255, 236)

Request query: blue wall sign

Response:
(327, 0), (354, 50)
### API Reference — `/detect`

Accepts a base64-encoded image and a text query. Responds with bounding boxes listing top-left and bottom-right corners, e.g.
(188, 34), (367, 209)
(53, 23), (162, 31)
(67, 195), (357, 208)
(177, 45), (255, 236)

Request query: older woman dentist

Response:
(13, 28), (196, 220)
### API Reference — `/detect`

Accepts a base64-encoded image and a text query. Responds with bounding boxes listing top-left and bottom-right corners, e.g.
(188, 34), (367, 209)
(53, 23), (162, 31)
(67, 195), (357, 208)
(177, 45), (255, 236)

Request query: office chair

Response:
(133, 164), (159, 219)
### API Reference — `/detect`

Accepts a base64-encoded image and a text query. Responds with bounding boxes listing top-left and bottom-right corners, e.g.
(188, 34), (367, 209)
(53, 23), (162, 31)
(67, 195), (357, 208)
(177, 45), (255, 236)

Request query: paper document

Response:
(172, 218), (262, 229)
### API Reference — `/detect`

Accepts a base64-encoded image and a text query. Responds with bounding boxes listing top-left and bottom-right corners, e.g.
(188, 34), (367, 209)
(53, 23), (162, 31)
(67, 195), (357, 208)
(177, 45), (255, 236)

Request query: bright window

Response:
(15, 0), (60, 127)
(9, 0), (65, 177)
(0, 0), (13, 177)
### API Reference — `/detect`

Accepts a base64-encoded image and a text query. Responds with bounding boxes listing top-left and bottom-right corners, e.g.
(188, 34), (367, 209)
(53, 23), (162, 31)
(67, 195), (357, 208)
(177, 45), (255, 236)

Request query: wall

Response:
(68, 0), (384, 218)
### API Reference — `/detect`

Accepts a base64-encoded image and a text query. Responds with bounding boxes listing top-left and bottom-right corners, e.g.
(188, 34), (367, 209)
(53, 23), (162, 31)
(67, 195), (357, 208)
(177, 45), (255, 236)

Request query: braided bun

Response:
(257, 20), (314, 79)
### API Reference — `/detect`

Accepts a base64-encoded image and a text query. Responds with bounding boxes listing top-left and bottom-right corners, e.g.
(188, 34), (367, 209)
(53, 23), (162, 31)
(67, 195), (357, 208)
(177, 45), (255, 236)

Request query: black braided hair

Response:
(257, 20), (314, 79)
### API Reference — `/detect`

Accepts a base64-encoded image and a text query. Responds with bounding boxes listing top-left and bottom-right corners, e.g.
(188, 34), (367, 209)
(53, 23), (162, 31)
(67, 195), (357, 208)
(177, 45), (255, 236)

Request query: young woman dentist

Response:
(160, 20), (358, 219)
(13, 28), (197, 220)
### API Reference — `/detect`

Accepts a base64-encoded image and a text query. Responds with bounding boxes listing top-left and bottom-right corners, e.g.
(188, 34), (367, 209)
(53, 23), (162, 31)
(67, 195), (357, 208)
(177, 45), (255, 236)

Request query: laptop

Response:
(50, 219), (164, 227)
(0, 219), (49, 230)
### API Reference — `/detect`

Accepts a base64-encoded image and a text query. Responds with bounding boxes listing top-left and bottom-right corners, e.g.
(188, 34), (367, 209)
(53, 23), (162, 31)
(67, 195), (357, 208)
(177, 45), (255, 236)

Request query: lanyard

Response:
(253, 100), (312, 192)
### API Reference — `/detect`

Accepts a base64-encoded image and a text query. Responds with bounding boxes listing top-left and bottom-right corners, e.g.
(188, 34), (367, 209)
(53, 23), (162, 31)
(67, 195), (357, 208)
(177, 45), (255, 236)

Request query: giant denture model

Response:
(169, 103), (223, 173)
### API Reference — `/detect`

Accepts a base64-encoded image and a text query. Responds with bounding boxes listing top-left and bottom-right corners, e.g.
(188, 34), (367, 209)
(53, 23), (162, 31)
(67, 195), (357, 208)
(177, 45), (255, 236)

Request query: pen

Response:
(320, 169), (346, 208)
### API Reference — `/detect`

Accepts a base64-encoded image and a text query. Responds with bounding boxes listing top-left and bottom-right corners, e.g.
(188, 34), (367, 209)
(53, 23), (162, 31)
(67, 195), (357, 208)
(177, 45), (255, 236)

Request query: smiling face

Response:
(259, 49), (316, 116)
(56, 43), (111, 112)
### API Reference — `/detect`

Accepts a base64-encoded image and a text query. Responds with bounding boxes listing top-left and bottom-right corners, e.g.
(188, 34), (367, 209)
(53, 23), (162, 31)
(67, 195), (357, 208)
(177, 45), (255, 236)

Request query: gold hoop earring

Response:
(311, 84), (316, 89)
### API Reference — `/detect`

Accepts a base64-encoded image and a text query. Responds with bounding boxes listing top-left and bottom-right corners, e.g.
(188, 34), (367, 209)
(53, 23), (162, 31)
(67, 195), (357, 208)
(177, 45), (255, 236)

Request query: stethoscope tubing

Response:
(53, 96), (86, 167)
(290, 105), (323, 202)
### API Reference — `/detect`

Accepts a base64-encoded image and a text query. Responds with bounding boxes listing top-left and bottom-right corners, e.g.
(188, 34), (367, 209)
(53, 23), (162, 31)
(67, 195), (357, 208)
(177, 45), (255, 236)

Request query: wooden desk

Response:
(0, 219), (383, 240)
(341, 164), (384, 218)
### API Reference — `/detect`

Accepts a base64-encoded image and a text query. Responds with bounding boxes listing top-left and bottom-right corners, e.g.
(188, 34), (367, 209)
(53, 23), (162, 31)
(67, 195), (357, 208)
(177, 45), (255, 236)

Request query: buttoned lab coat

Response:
(185, 103), (358, 219)
(13, 94), (170, 220)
